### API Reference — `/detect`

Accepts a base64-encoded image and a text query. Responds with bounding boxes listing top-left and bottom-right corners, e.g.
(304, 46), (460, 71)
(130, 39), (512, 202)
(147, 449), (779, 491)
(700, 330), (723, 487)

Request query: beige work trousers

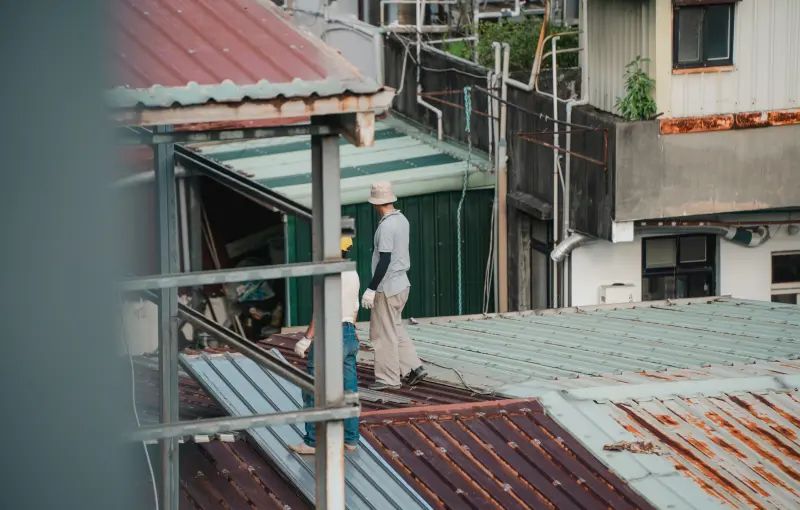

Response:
(370, 288), (422, 386)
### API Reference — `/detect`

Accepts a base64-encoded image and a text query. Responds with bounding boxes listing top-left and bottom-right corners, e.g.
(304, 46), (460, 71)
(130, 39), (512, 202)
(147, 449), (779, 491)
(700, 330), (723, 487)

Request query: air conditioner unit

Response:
(600, 283), (635, 304)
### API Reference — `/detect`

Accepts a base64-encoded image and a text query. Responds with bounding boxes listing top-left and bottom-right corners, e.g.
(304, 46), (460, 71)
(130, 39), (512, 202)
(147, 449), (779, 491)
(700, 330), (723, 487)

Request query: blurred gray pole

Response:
(0, 1), (137, 509)
(310, 116), (346, 509)
(155, 126), (180, 510)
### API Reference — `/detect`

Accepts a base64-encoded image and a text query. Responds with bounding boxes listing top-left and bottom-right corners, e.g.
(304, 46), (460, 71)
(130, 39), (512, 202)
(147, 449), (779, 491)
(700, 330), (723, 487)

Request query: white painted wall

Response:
(570, 227), (800, 306)
(570, 237), (643, 306)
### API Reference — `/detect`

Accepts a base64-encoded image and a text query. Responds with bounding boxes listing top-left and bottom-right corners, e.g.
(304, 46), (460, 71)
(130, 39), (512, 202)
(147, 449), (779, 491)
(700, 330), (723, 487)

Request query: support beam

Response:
(118, 260), (355, 292)
(117, 123), (336, 145)
(133, 401), (360, 442)
(155, 125), (180, 510)
(332, 111), (376, 147)
(507, 191), (553, 221)
(310, 118), (346, 510)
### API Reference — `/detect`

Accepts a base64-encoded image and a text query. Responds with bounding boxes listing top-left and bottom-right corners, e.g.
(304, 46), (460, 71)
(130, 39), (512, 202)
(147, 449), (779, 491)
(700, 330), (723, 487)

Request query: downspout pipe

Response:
(551, 232), (595, 261)
(561, 0), (590, 306)
(637, 225), (771, 247)
(415, 0), (443, 140)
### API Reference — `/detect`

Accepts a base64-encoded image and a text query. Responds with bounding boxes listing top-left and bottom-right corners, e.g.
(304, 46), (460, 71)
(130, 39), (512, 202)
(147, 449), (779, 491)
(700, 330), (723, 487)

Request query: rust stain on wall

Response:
(660, 109), (800, 135)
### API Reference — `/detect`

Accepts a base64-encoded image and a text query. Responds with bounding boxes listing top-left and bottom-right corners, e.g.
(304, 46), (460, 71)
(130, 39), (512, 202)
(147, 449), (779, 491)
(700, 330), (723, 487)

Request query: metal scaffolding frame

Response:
(125, 115), (355, 510)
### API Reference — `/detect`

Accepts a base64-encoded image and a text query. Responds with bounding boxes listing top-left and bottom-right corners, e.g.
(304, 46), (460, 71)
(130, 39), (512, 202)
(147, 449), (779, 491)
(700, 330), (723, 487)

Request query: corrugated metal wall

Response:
(286, 189), (495, 325)
(671, 0), (800, 117)
(587, 0), (655, 115)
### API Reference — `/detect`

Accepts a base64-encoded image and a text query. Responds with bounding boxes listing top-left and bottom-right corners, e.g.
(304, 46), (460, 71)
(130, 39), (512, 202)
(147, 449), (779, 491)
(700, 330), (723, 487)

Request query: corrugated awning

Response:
(189, 116), (494, 207)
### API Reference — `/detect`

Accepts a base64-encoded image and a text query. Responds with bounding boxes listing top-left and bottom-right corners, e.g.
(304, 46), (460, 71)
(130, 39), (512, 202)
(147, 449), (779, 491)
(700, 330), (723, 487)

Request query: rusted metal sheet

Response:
(610, 390), (800, 509)
(659, 115), (734, 135)
(109, 0), (381, 109)
(360, 399), (657, 510)
(264, 335), (495, 410)
(661, 109), (800, 135)
(109, 89), (395, 128)
(178, 439), (311, 510)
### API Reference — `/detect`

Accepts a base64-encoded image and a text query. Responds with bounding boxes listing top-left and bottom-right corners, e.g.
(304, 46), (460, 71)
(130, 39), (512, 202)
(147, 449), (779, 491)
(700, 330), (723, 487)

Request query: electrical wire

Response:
(119, 300), (160, 510)
(482, 198), (496, 314)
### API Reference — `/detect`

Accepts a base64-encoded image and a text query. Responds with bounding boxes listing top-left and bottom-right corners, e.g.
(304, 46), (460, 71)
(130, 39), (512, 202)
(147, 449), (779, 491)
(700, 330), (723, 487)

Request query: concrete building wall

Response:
(586, 0), (656, 115)
(669, 0), (800, 118)
(570, 224), (800, 307)
(614, 121), (800, 221)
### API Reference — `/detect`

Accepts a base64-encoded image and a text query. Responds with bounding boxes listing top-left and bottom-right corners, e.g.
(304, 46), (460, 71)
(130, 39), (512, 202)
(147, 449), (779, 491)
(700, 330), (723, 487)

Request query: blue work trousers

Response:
(302, 322), (360, 447)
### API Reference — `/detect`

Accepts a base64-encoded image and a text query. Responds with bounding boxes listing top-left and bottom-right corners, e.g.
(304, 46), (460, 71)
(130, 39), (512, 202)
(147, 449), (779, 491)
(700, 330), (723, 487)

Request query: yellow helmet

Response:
(340, 236), (354, 252)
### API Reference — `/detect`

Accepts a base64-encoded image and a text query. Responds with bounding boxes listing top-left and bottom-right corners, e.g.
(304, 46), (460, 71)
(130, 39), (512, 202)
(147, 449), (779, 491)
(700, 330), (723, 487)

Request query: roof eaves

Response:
(107, 77), (384, 109)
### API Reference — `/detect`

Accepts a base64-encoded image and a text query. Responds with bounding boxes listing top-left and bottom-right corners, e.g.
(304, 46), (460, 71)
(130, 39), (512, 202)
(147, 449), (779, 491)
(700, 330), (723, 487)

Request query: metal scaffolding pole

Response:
(155, 125), (180, 510)
(310, 117), (346, 509)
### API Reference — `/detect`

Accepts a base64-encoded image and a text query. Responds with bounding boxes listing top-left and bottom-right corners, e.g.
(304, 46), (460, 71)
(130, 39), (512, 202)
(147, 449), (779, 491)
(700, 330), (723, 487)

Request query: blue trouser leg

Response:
(302, 323), (360, 448)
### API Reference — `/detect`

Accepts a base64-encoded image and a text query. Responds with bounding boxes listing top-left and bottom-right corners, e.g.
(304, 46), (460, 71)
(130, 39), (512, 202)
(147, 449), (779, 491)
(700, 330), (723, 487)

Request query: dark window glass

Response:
(705, 5), (732, 61)
(680, 236), (707, 263)
(677, 8), (703, 63)
(674, 3), (734, 68)
(772, 253), (800, 284)
(771, 294), (798, 305)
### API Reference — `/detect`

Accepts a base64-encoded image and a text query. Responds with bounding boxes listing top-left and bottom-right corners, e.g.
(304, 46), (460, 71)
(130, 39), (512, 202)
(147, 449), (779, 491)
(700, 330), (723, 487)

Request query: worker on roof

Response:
(290, 235), (361, 455)
(361, 181), (427, 390)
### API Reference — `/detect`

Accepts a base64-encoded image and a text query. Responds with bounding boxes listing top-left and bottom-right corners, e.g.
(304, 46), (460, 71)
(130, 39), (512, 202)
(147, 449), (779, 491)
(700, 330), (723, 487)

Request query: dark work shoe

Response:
(369, 381), (401, 391)
(405, 366), (428, 386)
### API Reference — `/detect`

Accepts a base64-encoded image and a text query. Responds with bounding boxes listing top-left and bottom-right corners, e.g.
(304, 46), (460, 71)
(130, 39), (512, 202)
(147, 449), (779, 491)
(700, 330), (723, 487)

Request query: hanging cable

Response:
(119, 299), (160, 510)
(456, 85), (473, 316)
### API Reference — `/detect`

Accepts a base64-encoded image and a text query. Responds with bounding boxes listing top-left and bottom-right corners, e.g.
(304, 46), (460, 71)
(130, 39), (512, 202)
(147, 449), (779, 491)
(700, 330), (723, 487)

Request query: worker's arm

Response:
(367, 251), (391, 291)
(304, 318), (315, 340)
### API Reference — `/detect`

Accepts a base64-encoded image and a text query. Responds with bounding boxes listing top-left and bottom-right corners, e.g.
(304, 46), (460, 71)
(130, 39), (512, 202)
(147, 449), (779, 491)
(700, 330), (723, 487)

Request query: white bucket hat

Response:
(368, 181), (397, 205)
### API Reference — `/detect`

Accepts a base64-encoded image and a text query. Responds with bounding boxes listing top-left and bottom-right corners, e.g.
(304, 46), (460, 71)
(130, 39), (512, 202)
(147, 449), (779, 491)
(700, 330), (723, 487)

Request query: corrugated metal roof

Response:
(360, 399), (657, 510)
(264, 334), (496, 408)
(177, 439), (312, 510)
(180, 350), (432, 510)
(353, 298), (800, 392)
(189, 116), (493, 206)
(109, 0), (381, 108)
(133, 355), (225, 425)
(539, 374), (800, 510)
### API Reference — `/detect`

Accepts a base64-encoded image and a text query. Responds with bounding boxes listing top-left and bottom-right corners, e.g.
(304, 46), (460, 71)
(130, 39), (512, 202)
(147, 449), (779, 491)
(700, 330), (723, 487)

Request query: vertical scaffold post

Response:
(155, 125), (180, 510)
(310, 116), (346, 510)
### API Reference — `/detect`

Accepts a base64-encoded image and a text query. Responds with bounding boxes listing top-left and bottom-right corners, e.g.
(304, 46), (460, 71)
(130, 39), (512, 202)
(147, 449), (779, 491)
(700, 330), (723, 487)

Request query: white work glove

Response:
(361, 289), (376, 309)
(294, 337), (312, 358)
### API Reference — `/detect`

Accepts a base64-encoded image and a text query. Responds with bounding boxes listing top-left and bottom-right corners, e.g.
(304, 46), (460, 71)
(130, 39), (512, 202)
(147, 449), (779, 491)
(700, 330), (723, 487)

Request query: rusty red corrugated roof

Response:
(360, 399), (657, 510)
(110, 0), (381, 108)
(178, 439), (311, 510)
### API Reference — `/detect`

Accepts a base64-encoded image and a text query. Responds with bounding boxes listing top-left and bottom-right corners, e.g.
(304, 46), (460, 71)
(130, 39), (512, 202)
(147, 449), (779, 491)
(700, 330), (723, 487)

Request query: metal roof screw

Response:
(143, 10), (149, 15)
(188, 49), (196, 54)
(177, 9), (182, 12)
(456, 489), (465, 495)
(503, 484), (512, 492)
(414, 450), (424, 457)
(508, 442), (518, 448)
(223, 48), (230, 52)
(391, 451), (399, 458)
(439, 447), (447, 454)
(553, 480), (562, 486)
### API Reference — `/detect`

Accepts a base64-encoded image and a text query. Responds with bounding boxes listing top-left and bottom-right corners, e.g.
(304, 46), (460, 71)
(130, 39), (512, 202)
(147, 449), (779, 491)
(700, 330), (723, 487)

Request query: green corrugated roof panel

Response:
(355, 298), (800, 391)
(190, 117), (493, 206)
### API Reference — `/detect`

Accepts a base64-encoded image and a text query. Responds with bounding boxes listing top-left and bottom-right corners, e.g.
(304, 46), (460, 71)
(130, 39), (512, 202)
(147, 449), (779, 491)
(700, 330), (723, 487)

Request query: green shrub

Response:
(614, 56), (658, 121)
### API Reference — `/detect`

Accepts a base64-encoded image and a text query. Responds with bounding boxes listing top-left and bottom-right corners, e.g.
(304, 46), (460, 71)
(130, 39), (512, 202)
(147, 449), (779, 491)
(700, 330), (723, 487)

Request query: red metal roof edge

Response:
(360, 398), (543, 421)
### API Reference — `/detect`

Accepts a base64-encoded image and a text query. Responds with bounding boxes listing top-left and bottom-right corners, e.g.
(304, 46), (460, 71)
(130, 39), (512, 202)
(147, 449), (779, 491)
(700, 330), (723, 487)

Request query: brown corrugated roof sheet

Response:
(360, 399), (658, 510)
(179, 439), (311, 510)
(109, 0), (381, 108)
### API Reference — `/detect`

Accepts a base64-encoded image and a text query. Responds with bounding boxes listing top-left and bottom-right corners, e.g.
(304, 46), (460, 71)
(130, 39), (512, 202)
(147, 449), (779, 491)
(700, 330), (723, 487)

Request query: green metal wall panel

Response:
(286, 189), (495, 326)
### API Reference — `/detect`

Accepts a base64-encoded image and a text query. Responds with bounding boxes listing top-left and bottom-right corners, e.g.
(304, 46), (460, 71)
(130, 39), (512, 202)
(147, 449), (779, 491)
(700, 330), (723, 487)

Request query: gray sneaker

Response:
(404, 366), (428, 386)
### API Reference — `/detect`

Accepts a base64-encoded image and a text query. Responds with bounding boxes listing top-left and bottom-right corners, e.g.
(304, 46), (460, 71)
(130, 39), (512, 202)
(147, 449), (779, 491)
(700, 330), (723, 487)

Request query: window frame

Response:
(672, 2), (736, 70)
(770, 250), (800, 304)
(641, 234), (717, 301)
